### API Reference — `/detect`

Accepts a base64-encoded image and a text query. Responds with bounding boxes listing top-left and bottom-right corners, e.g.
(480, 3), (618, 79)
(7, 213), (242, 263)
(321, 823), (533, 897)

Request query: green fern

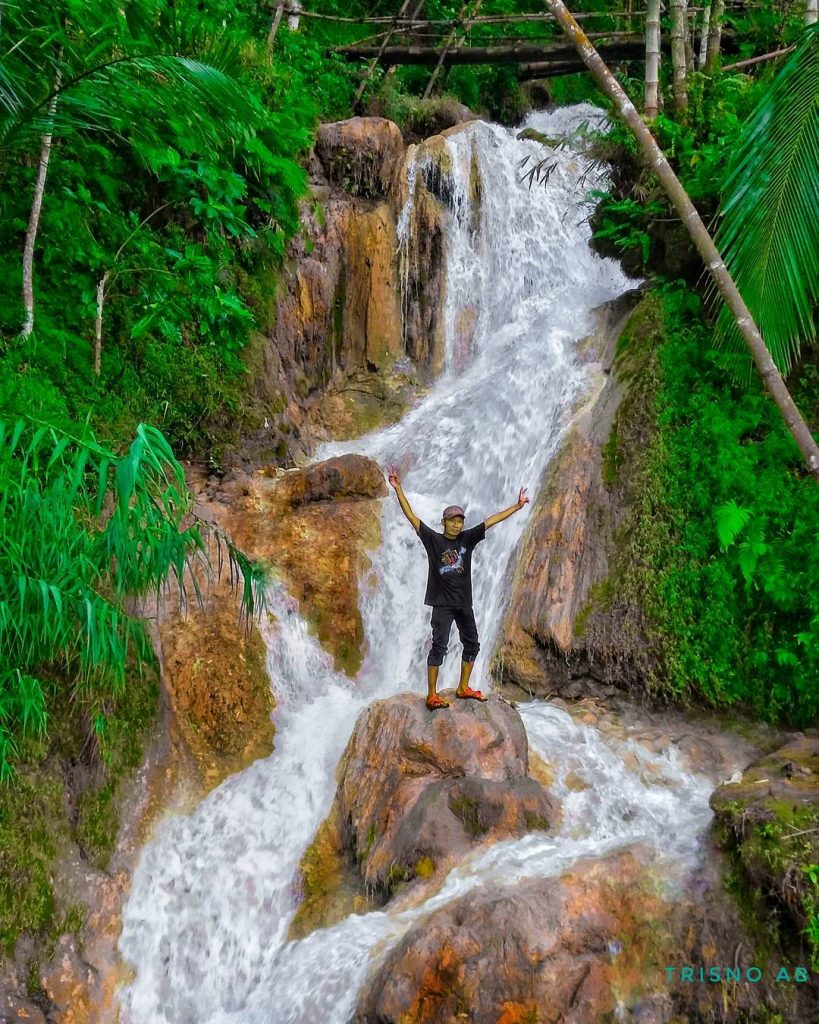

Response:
(714, 499), (753, 549)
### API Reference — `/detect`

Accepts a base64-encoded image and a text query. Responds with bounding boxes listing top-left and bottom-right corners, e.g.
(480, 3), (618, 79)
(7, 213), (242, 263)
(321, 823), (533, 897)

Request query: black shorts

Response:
(427, 604), (480, 667)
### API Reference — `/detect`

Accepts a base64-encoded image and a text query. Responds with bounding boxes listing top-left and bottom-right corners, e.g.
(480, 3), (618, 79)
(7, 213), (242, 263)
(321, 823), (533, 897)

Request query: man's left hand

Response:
(517, 487), (529, 509)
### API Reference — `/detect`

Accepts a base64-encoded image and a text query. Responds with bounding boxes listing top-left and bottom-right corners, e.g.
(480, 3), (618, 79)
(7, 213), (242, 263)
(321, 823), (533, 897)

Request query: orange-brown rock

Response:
(274, 452), (387, 507)
(294, 692), (558, 921)
(491, 292), (642, 699)
(195, 454), (388, 678)
(156, 574), (275, 791)
(230, 117), (453, 469)
(315, 117), (406, 199)
(354, 849), (669, 1024)
(353, 846), (790, 1024)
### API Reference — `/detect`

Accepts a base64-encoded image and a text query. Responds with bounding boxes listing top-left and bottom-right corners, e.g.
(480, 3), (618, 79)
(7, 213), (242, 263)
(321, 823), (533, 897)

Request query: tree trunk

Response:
(806, 0), (817, 25)
(685, 6), (695, 73)
(644, 0), (661, 118)
(698, 4), (711, 68)
(21, 85), (60, 339)
(94, 271), (109, 376)
(266, 1), (285, 53)
(542, 0), (819, 482)
(671, 0), (689, 113)
(705, 0), (725, 70)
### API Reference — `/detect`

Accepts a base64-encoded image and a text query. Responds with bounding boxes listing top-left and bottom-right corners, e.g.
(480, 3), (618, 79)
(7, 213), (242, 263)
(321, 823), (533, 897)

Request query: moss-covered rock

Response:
(711, 735), (819, 970)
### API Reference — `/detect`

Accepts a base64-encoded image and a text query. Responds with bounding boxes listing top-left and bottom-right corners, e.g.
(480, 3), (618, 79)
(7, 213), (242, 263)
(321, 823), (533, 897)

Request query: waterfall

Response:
(118, 106), (714, 1024)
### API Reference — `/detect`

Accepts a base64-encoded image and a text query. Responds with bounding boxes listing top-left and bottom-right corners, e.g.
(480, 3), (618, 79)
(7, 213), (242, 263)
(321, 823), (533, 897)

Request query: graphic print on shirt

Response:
(439, 546), (467, 575)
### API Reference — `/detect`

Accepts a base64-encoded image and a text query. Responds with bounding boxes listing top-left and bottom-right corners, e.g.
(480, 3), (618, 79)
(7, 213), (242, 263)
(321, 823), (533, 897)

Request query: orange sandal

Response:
(426, 694), (450, 710)
(455, 687), (488, 702)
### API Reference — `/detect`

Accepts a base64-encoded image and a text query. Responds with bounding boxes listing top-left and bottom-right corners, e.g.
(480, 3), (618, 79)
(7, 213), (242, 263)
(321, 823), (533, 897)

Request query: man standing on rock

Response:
(386, 464), (529, 711)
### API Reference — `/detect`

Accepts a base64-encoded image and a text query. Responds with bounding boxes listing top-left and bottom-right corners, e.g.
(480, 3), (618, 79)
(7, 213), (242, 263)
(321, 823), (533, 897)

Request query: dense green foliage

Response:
(0, 0), (363, 454)
(598, 288), (818, 724)
(0, 417), (270, 777)
(0, 650), (158, 954)
(0, 0), (817, 970)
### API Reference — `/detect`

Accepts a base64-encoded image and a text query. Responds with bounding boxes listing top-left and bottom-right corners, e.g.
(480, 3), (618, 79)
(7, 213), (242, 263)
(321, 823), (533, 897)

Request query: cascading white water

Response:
(118, 106), (715, 1024)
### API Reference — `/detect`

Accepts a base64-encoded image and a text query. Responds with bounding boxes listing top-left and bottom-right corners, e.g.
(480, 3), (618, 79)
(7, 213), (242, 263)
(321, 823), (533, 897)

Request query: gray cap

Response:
(442, 504), (465, 520)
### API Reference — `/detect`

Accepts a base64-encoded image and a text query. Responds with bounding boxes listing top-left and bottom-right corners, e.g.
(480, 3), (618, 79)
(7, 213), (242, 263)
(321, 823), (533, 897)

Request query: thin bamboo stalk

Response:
(721, 44), (795, 69)
(21, 69), (61, 340)
(422, 0), (483, 99)
(705, 0), (725, 69)
(286, 5), (751, 24)
(670, 0), (689, 112)
(541, 0), (819, 481)
(266, 1), (285, 52)
(697, 4), (711, 67)
(645, 0), (661, 118)
(354, 0), (414, 103)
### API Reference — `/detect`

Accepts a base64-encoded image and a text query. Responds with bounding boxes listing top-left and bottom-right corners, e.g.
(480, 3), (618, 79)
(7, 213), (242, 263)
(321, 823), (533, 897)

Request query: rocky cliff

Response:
(231, 115), (478, 470)
(491, 288), (647, 700)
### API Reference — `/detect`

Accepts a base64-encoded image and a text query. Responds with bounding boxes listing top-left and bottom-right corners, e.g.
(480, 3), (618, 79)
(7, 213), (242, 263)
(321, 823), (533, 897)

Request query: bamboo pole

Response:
(541, 0), (819, 481)
(670, 0), (689, 112)
(697, 4), (711, 67)
(266, 1), (285, 53)
(285, 5), (752, 25)
(338, 41), (652, 64)
(721, 44), (795, 69)
(644, 0), (661, 118)
(705, 0), (725, 69)
(685, 4), (695, 71)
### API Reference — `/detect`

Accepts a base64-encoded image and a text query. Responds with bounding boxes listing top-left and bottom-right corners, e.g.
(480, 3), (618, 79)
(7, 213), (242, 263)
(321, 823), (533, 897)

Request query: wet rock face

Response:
(353, 849), (669, 1024)
(234, 117), (457, 469)
(353, 842), (816, 1024)
(315, 117), (405, 199)
(296, 693), (558, 912)
(492, 291), (643, 699)
(157, 575), (275, 788)
(195, 454), (388, 678)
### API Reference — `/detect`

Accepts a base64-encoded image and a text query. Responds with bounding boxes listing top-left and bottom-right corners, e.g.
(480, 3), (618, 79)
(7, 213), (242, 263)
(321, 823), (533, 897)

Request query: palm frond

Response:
(0, 1), (267, 152)
(713, 27), (819, 381)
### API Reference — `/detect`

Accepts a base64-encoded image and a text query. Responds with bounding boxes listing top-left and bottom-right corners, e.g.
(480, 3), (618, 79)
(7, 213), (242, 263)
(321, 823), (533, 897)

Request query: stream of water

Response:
(119, 106), (719, 1024)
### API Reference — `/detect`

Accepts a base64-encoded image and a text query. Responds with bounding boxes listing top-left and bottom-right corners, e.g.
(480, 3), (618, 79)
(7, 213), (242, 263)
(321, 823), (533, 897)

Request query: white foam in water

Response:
(118, 108), (706, 1024)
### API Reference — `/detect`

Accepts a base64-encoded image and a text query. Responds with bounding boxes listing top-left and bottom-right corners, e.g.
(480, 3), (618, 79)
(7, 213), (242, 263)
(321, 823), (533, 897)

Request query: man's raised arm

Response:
(386, 464), (421, 532)
(484, 487), (530, 530)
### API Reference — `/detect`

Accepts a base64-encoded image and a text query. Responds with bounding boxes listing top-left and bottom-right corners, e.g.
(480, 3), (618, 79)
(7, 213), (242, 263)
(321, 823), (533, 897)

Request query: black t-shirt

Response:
(416, 520), (487, 608)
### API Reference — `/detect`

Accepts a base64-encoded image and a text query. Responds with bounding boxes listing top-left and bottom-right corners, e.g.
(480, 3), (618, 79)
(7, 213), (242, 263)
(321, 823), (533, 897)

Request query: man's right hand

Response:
(386, 463), (401, 489)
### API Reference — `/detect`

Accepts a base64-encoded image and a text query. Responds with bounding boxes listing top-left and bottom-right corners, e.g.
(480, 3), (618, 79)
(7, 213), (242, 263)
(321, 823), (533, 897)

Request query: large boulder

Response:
(274, 452), (387, 506)
(354, 845), (813, 1024)
(314, 117), (406, 199)
(290, 693), (558, 931)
